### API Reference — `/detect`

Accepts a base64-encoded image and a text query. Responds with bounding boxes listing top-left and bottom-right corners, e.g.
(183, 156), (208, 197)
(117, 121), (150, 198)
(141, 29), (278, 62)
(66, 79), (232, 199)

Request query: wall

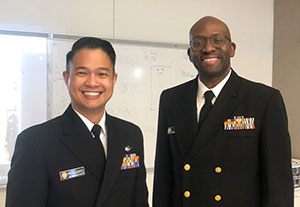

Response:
(0, 190), (4, 207)
(0, 0), (275, 85)
(0, 0), (274, 206)
(273, 0), (300, 158)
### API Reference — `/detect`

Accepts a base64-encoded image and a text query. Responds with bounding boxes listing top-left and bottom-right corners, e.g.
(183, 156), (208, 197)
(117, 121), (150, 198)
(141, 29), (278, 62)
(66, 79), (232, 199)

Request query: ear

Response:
(187, 48), (192, 62)
(113, 72), (118, 85)
(230, 42), (236, 57)
(63, 71), (69, 86)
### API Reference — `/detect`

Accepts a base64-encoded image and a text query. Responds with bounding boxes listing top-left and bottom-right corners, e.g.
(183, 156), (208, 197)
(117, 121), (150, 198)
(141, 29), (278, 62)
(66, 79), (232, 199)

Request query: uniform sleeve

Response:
(260, 90), (293, 207)
(153, 91), (173, 207)
(133, 127), (149, 207)
(6, 132), (49, 207)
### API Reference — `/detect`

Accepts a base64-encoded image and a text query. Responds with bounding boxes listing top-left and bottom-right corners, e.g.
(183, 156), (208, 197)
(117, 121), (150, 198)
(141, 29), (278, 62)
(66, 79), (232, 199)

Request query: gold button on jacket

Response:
(184, 164), (191, 171)
(184, 191), (190, 198)
(215, 167), (222, 173)
(214, 194), (222, 201)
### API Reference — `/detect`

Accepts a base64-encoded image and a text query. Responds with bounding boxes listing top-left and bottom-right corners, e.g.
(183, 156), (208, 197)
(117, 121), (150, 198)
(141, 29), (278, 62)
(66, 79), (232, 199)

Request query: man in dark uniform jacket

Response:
(153, 16), (293, 207)
(6, 37), (149, 207)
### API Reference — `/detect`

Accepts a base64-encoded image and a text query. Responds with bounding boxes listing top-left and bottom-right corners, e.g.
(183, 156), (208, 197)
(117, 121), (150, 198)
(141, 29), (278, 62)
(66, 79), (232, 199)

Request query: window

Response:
(0, 33), (47, 186)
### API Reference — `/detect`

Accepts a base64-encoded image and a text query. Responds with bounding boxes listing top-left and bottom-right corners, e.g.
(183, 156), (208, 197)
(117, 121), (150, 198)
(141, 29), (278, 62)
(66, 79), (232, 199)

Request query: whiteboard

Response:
(49, 37), (197, 168)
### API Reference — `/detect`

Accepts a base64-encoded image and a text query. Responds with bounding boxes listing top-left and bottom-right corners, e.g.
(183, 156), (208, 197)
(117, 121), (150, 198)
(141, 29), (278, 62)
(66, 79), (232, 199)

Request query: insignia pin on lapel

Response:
(167, 126), (175, 135)
(125, 145), (132, 152)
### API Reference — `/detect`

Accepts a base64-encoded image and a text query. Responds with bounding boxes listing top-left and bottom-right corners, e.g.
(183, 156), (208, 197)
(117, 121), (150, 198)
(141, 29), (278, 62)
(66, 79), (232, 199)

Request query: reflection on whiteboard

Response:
(49, 38), (197, 168)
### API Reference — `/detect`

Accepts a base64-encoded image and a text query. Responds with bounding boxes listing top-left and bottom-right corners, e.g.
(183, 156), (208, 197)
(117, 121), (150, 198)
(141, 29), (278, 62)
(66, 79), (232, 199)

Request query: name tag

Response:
(59, 166), (85, 181)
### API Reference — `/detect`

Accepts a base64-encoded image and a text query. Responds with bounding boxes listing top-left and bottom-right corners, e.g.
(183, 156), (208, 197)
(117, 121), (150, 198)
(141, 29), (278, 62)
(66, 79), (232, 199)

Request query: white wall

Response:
(0, 0), (114, 37)
(0, 0), (274, 206)
(0, 189), (4, 207)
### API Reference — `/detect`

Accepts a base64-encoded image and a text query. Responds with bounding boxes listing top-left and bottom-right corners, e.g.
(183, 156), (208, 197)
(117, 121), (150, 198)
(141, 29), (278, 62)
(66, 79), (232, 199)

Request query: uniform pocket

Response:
(119, 168), (137, 179)
(222, 130), (256, 138)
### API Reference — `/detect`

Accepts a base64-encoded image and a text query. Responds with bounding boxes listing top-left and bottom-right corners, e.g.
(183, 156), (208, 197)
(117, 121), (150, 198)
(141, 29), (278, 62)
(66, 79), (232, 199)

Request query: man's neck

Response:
(72, 106), (104, 124)
(199, 68), (231, 89)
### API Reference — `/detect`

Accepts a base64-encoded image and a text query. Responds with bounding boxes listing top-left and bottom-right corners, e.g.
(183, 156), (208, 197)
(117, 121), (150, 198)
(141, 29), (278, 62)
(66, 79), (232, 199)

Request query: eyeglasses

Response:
(190, 34), (231, 51)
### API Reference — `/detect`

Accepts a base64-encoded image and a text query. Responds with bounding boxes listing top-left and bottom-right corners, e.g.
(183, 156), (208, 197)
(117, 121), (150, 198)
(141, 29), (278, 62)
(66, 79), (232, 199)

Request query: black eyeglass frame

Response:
(190, 34), (231, 51)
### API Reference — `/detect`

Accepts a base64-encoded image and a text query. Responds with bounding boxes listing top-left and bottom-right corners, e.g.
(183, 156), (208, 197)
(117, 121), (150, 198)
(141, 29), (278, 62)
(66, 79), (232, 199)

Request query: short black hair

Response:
(66, 37), (116, 73)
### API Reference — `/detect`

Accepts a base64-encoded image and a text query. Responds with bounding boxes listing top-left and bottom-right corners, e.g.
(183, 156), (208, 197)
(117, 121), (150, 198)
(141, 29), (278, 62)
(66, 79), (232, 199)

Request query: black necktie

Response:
(91, 124), (106, 182)
(91, 124), (106, 160)
(199, 90), (214, 127)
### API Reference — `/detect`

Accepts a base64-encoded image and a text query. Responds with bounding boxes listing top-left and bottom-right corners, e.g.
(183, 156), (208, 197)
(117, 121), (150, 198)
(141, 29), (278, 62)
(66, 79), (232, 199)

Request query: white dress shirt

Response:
(73, 108), (108, 158)
(196, 69), (232, 122)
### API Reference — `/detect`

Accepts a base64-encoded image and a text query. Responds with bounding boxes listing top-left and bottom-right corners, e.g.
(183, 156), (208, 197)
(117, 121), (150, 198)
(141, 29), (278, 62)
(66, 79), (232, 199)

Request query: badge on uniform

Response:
(59, 166), (85, 181)
(125, 145), (132, 152)
(121, 153), (140, 170)
(167, 126), (175, 135)
(224, 116), (255, 130)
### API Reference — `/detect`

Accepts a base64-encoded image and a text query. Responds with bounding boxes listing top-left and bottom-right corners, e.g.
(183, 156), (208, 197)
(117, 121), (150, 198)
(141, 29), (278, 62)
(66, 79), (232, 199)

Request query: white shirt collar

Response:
(197, 69), (232, 101)
(196, 69), (232, 122)
(72, 108), (107, 138)
(72, 108), (108, 157)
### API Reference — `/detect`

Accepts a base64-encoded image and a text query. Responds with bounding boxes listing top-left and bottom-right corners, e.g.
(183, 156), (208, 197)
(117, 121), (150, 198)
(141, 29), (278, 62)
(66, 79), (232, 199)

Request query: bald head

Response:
(187, 16), (236, 88)
(189, 16), (231, 41)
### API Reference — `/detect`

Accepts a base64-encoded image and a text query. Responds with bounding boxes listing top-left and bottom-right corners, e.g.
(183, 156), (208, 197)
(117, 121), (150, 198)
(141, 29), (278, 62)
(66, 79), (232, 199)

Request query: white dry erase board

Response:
(49, 36), (197, 168)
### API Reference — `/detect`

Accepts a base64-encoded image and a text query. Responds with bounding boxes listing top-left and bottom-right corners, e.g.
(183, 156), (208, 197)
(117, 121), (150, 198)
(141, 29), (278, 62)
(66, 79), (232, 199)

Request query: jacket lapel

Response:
(173, 77), (198, 157)
(59, 105), (104, 181)
(187, 71), (241, 160)
(96, 114), (125, 206)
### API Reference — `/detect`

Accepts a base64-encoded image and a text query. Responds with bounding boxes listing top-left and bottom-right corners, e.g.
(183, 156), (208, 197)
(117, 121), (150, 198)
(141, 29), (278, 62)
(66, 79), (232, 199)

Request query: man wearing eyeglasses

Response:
(153, 16), (293, 207)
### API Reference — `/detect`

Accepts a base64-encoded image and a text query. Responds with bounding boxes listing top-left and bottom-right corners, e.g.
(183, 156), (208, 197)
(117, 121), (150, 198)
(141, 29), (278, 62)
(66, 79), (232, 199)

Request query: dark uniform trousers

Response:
(153, 70), (293, 207)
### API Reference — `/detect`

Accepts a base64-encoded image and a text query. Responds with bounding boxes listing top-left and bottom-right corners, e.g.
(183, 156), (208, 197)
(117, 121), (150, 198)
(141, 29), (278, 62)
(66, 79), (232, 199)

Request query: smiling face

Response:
(188, 17), (236, 86)
(63, 48), (117, 119)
